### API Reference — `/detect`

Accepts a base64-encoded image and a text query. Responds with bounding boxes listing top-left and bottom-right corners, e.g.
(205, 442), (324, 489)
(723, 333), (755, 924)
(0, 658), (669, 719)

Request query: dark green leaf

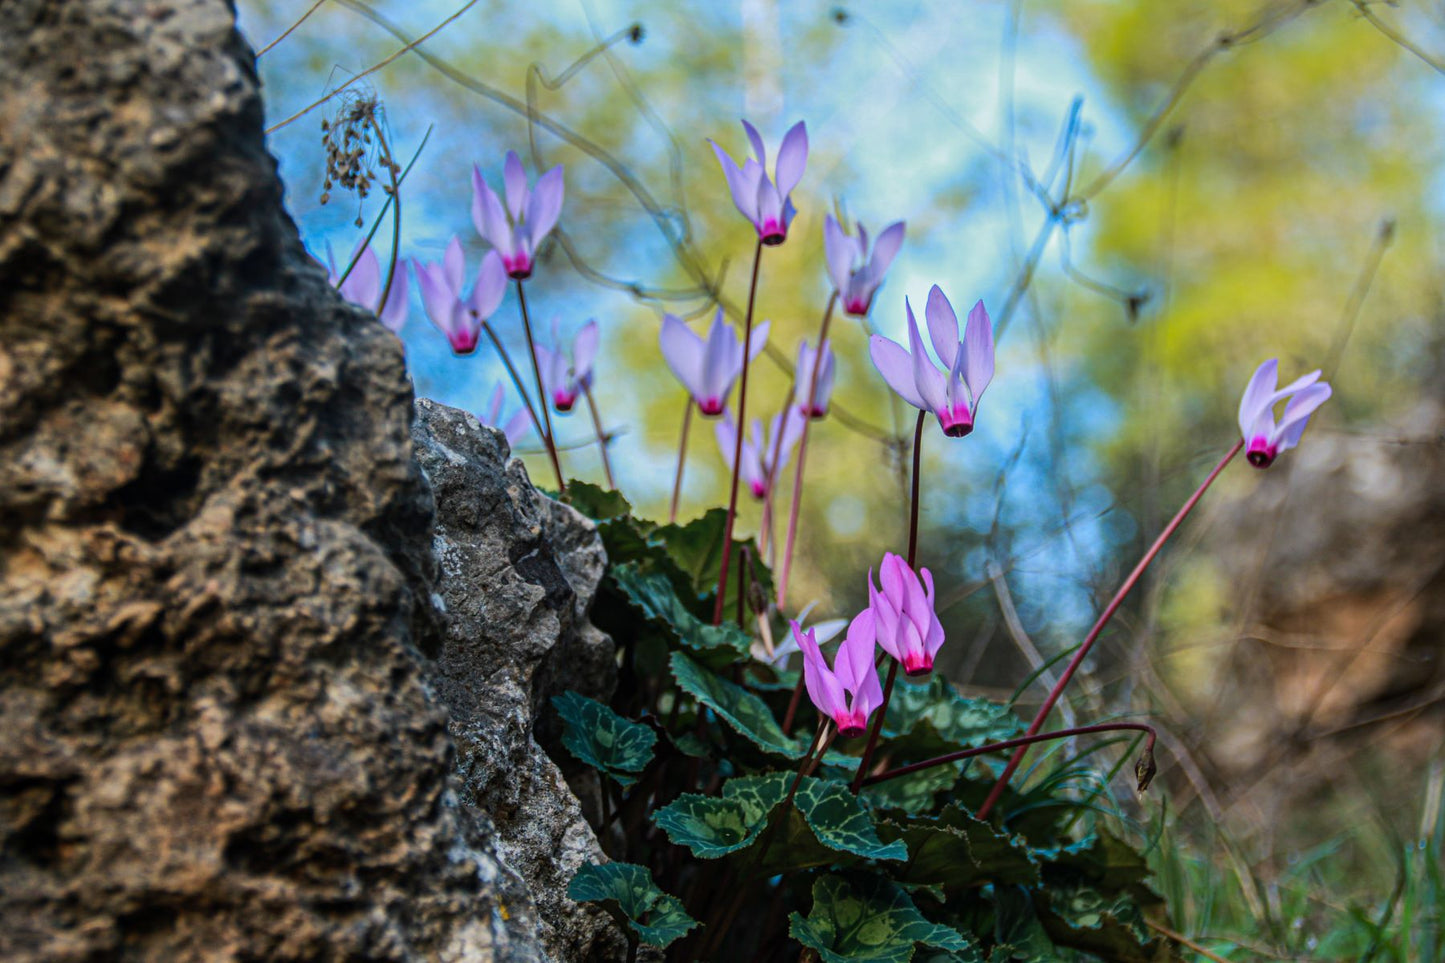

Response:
(795, 777), (908, 863)
(567, 861), (699, 948)
(670, 651), (801, 756)
(650, 508), (775, 616)
(559, 479), (632, 520)
(653, 771), (791, 858)
(615, 565), (752, 666)
(879, 805), (1040, 890)
(990, 886), (1059, 963)
(883, 676), (1025, 759)
(1035, 828), (1154, 892)
(551, 691), (656, 788)
(789, 873), (976, 963)
(1036, 878), (1170, 963)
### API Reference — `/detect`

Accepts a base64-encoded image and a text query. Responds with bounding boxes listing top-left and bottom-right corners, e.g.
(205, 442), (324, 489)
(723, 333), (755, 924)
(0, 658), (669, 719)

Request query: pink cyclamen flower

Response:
(870, 285), (994, 438)
(824, 215), (905, 317)
(471, 151), (564, 280)
(867, 552), (946, 677)
(481, 382), (531, 447)
(536, 318), (599, 413)
(713, 405), (805, 499)
(411, 236), (507, 355)
(710, 120), (808, 245)
(659, 309), (771, 417)
(1238, 358), (1332, 469)
(324, 240), (410, 333)
(794, 339), (836, 419)
(792, 608), (883, 737)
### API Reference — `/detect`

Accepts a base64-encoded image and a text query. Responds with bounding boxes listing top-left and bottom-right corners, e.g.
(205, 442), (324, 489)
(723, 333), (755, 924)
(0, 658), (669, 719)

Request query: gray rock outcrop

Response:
(0, 1), (617, 960)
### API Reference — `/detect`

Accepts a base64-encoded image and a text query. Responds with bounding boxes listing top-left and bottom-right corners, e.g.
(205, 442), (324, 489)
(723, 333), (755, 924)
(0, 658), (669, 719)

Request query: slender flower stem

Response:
(581, 384), (615, 489)
(713, 238), (766, 626)
(850, 410), (926, 793)
(514, 280), (566, 492)
(777, 292), (837, 609)
(481, 319), (544, 445)
(861, 722), (1156, 788)
(975, 439), (1243, 819)
(669, 398), (692, 523)
(761, 385), (797, 565)
(906, 410), (925, 568)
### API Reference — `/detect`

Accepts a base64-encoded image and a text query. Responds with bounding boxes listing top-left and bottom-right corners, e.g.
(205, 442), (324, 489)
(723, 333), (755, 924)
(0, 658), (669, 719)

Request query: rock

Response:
(0, 2), (618, 960)
(411, 399), (621, 961)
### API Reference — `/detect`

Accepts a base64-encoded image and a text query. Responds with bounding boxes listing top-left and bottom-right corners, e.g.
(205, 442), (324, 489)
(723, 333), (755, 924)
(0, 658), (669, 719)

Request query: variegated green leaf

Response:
(669, 651), (802, 757)
(789, 873), (975, 962)
(567, 862), (699, 948)
(551, 691), (656, 788)
(653, 771), (791, 858)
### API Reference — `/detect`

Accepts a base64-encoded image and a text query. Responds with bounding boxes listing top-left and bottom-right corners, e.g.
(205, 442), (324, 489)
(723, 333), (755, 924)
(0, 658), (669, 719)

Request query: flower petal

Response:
(378, 267), (409, 333)
(710, 140), (756, 221)
(1273, 382), (1332, 451)
(869, 334), (925, 410)
(527, 165), (565, 245)
(962, 299), (995, 405)
(870, 221), (906, 277)
(1237, 359), (1279, 439)
(443, 235), (466, 295)
(413, 258), (458, 337)
(502, 150), (528, 221)
(340, 244), (381, 311)
(907, 301), (949, 414)
(741, 119), (767, 166)
(924, 285), (959, 369)
(746, 319), (770, 363)
(659, 313), (705, 398)
(469, 250), (507, 319)
(823, 215), (854, 295)
(573, 319), (599, 383)
(774, 121), (808, 197)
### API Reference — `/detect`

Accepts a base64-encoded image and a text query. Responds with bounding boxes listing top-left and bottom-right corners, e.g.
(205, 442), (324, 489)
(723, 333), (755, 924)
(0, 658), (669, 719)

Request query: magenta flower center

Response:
(757, 218), (787, 245)
(938, 406), (974, 438)
(698, 397), (725, 417)
(502, 252), (533, 280)
(843, 295), (871, 316)
(1246, 436), (1277, 468)
(553, 390), (577, 412)
(902, 651), (933, 676)
(450, 331), (479, 355)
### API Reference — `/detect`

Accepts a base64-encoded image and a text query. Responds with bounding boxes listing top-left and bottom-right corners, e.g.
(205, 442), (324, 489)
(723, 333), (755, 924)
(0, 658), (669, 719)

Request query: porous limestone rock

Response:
(0, 1), (619, 960)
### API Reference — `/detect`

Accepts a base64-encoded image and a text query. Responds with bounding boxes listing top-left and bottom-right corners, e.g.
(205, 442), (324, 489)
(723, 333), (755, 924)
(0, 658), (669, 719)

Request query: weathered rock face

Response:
(0, 2), (616, 960)
(411, 400), (619, 961)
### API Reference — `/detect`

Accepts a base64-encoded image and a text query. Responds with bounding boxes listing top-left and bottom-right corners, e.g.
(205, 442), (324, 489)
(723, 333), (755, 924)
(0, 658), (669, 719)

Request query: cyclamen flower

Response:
(659, 309), (771, 416)
(480, 382), (530, 447)
(792, 609), (883, 737)
(710, 119), (808, 245)
(713, 406), (805, 499)
(1237, 358), (1332, 468)
(325, 240), (409, 333)
(870, 285), (994, 438)
(824, 215), (905, 317)
(471, 151), (564, 280)
(411, 237), (507, 355)
(535, 318), (599, 413)
(794, 339), (836, 419)
(867, 552), (946, 677)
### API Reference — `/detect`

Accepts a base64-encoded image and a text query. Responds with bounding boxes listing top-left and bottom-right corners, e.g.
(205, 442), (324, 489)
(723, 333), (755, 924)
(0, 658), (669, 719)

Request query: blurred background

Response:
(242, 0), (1444, 956)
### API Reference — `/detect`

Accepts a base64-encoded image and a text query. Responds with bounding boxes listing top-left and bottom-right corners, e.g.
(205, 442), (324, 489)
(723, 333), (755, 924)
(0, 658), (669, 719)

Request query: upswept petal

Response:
(340, 244), (381, 310)
(470, 165), (490, 241)
(478, 178), (514, 257)
(833, 607), (877, 696)
(660, 314), (706, 398)
(443, 236), (466, 295)
(747, 320), (771, 363)
(378, 268), (409, 333)
(794, 622), (848, 722)
(962, 300), (995, 404)
(869, 335), (926, 410)
(755, 177), (784, 231)
(774, 120), (808, 196)
(413, 258), (458, 335)
(868, 572), (901, 662)
(527, 165), (565, 244)
(469, 250), (507, 319)
(907, 302), (949, 414)
(502, 408), (531, 446)
(823, 215), (855, 294)
(484, 383), (506, 426)
(870, 221), (906, 278)
(701, 311), (736, 402)
(502, 151), (529, 221)
(741, 119), (767, 167)
(711, 141), (756, 221)
(573, 320), (599, 385)
(1237, 359), (1279, 438)
(924, 285), (959, 369)
(713, 413), (740, 474)
(1274, 383), (1332, 449)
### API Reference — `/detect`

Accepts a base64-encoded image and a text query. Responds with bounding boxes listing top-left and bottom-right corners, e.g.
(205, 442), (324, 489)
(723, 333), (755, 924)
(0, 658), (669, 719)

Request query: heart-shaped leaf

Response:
(567, 861), (699, 948)
(670, 651), (801, 756)
(789, 873), (976, 963)
(551, 691), (656, 788)
(615, 565), (752, 666)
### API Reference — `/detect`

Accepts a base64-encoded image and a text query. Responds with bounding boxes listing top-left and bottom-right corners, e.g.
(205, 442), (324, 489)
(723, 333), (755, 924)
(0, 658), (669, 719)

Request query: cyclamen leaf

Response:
(650, 508), (775, 613)
(559, 479), (633, 520)
(567, 862), (699, 948)
(883, 676), (1024, 758)
(1036, 878), (1166, 963)
(795, 778), (908, 863)
(879, 805), (1040, 890)
(653, 771), (791, 858)
(551, 691), (656, 788)
(615, 565), (752, 666)
(789, 873), (976, 963)
(1034, 828), (1155, 892)
(669, 651), (802, 757)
